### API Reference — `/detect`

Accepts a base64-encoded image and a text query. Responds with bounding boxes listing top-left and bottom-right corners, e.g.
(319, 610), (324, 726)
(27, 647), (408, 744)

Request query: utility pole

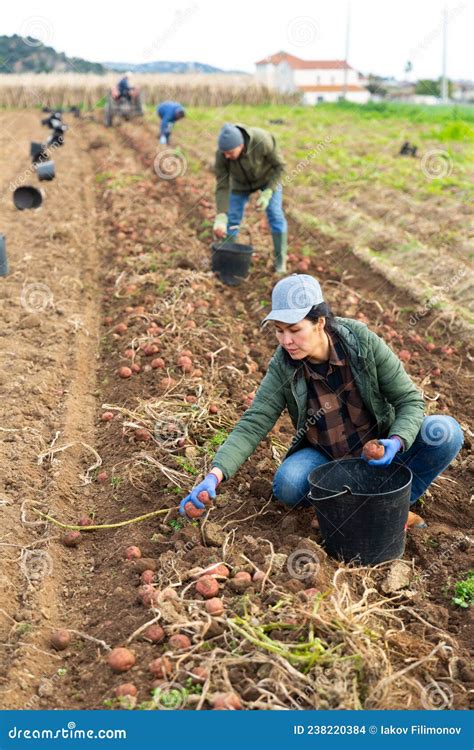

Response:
(342, 2), (351, 100)
(441, 5), (449, 102)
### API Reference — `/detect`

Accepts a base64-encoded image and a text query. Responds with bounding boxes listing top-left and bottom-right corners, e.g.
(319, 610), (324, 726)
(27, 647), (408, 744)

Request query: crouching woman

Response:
(179, 275), (463, 529)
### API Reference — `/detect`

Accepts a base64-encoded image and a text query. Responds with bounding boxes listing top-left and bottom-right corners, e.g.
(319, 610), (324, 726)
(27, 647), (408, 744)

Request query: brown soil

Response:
(0, 112), (472, 712)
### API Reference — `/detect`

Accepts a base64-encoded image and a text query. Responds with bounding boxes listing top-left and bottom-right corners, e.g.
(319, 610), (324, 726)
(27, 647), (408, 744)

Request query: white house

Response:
(255, 51), (370, 104)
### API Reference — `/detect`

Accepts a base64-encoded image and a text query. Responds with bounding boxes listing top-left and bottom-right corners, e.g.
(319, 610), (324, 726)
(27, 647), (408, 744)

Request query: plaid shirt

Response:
(303, 332), (378, 459)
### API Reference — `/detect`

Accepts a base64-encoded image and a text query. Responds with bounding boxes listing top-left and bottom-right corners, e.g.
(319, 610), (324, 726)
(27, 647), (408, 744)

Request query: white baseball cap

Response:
(262, 274), (324, 325)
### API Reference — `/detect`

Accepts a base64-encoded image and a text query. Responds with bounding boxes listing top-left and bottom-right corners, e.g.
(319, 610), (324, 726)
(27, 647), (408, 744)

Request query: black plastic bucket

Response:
(30, 141), (48, 163)
(0, 234), (8, 277)
(36, 160), (55, 181)
(308, 458), (412, 565)
(13, 186), (43, 210)
(211, 242), (253, 286)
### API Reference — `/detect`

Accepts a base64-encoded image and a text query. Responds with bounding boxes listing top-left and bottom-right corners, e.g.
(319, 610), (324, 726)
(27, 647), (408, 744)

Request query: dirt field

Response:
(0, 109), (472, 711)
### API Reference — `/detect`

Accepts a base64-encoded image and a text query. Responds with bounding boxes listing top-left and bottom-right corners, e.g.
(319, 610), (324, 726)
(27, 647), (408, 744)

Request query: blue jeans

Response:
(272, 415), (463, 507)
(227, 185), (287, 235)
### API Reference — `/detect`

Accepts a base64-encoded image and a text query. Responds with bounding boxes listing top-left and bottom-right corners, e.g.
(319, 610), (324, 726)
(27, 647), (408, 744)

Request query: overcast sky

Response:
(4, 0), (473, 80)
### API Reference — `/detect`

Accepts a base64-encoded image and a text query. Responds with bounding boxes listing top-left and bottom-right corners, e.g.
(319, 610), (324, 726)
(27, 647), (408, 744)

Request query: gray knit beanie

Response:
(218, 123), (244, 151)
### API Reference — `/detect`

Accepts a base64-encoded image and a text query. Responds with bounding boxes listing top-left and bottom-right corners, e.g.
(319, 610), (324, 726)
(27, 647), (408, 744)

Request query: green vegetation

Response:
(452, 570), (474, 608)
(0, 34), (105, 74)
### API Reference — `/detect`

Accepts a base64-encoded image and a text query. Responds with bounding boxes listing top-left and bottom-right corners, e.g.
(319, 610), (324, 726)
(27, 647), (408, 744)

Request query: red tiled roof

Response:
(256, 51), (352, 70)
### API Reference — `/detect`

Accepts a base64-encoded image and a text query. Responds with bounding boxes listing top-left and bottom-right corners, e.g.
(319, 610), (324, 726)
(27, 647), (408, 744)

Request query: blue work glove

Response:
(179, 473), (219, 516)
(364, 437), (402, 466)
(159, 135), (167, 145)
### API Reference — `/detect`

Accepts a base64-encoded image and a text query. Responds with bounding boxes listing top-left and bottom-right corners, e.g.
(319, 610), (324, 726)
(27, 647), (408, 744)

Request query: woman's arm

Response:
(370, 330), (425, 450)
(212, 357), (289, 479)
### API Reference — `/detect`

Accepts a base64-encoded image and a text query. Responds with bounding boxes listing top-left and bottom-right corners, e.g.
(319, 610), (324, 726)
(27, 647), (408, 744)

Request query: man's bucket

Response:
(308, 458), (412, 565)
(211, 242), (253, 286)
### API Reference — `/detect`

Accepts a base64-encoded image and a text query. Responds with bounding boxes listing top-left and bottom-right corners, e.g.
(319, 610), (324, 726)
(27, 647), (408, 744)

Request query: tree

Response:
(415, 78), (453, 98)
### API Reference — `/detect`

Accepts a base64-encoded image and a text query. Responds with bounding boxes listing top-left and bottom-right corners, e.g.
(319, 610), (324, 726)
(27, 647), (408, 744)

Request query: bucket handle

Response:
(307, 484), (352, 503)
(227, 224), (253, 244)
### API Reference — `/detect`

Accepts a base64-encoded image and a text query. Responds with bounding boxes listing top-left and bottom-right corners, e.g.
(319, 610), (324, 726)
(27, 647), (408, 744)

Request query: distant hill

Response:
(103, 61), (247, 75)
(0, 35), (104, 74)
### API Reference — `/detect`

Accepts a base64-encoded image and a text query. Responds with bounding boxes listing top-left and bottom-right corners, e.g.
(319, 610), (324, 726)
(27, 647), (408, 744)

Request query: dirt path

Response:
(0, 111), (102, 707)
(0, 112), (472, 710)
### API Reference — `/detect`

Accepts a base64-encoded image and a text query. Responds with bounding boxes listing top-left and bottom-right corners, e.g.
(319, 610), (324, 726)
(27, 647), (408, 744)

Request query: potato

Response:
(108, 647), (136, 673)
(50, 629), (71, 650)
(168, 633), (192, 651)
(78, 515), (93, 527)
(160, 376), (176, 388)
(131, 363), (141, 374)
(202, 563), (230, 579)
(114, 323), (128, 334)
(143, 624), (165, 643)
(124, 546), (142, 560)
(101, 412), (114, 422)
(143, 344), (160, 356)
(62, 531), (81, 548)
(190, 666), (209, 684)
(205, 598), (224, 616)
(119, 366), (132, 379)
(135, 428), (151, 441)
(140, 570), (154, 585)
(399, 349), (411, 363)
(137, 585), (155, 607)
(177, 355), (193, 372)
(134, 558), (157, 573)
(184, 502), (204, 519)
(212, 692), (242, 710)
(196, 576), (219, 599)
(114, 683), (137, 698)
(197, 491), (212, 506)
(149, 656), (172, 678)
(362, 440), (385, 461)
(97, 471), (108, 483)
(229, 571), (252, 593)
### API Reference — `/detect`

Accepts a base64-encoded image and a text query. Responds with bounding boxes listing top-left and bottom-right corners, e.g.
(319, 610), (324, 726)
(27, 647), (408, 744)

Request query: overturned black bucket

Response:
(13, 186), (43, 210)
(35, 160), (55, 181)
(30, 141), (48, 164)
(211, 242), (253, 286)
(308, 458), (412, 565)
(0, 234), (8, 277)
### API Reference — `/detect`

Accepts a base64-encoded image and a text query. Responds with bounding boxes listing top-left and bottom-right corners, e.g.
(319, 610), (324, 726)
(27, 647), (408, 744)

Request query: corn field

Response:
(0, 73), (300, 109)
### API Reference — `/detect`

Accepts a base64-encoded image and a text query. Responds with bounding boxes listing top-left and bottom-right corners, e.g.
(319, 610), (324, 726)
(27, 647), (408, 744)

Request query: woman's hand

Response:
(363, 437), (402, 466)
(179, 472), (220, 516)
